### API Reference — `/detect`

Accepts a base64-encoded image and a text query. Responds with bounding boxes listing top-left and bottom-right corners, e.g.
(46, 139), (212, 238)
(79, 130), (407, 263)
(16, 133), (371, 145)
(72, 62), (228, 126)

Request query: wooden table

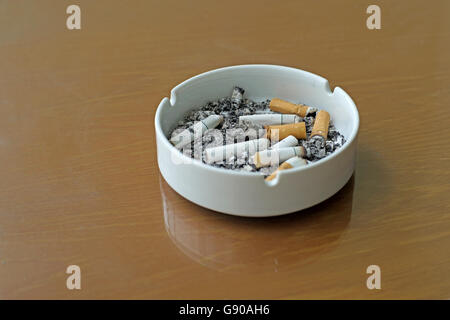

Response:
(0, 0), (449, 299)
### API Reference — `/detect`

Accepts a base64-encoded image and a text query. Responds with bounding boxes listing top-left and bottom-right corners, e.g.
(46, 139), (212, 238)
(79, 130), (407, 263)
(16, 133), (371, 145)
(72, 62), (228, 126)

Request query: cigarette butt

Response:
(271, 135), (298, 149)
(270, 98), (317, 117)
(170, 115), (223, 148)
(205, 138), (270, 164)
(265, 157), (307, 181)
(254, 146), (306, 168)
(265, 122), (306, 140)
(310, 110), (330, 139)
(239, 114), (301, 126)
(231, 86), (245, 107)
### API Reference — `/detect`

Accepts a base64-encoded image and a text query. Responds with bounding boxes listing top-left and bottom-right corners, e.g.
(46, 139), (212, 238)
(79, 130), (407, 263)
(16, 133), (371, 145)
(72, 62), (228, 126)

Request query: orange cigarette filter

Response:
(265, 122), (306, 140)
(270, 98), (310, 117)
(265, 162), (293, 181)
(310, 110), (330, 139)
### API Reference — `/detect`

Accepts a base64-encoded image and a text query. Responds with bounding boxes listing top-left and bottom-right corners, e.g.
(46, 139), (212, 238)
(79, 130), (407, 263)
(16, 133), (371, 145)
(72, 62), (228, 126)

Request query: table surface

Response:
(0, 0), (449, 299)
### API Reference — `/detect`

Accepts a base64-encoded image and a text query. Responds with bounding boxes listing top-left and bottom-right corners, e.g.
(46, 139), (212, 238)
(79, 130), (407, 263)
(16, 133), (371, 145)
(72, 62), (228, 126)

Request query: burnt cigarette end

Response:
(306, 135), (326, 159)
(233, 86), (245, 95)
(231, 86), (245, 108)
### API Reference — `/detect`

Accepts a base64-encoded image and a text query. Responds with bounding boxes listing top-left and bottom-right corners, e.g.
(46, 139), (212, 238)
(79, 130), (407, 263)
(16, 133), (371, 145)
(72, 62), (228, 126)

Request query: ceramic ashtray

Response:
(155, 65), (359, 217)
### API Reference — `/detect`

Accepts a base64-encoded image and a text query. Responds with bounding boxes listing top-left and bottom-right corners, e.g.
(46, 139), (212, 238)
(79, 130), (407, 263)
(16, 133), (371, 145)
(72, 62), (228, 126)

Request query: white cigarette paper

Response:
(254, 146), (306, 168)
(238, 114), (301, 126)
(170, 115), (223, 148)
(205, 138), (270, 164)
(285, 156), (308, 168)
(270, 135), (298, 149)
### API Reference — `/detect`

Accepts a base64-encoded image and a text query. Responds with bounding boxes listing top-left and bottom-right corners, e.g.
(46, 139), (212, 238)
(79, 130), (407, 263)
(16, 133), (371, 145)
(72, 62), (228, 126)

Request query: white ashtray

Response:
(155, 65), (359, 217)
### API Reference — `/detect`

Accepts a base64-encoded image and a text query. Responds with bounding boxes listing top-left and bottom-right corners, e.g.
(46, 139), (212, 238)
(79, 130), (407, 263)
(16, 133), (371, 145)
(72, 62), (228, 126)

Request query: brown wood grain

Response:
(0, 0), (449, 299)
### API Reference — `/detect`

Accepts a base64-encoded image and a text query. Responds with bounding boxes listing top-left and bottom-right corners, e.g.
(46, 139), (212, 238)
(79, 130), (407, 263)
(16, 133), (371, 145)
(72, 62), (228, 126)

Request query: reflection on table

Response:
(160, 174), (354, 273)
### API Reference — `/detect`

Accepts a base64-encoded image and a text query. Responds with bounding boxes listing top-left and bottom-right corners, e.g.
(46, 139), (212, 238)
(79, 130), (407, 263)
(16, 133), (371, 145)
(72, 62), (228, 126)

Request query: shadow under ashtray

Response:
(160, 175), (354, 273)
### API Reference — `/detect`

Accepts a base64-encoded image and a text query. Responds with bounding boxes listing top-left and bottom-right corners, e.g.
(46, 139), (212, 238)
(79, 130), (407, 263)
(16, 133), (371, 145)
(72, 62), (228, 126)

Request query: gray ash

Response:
(170, 86), (346, 175)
